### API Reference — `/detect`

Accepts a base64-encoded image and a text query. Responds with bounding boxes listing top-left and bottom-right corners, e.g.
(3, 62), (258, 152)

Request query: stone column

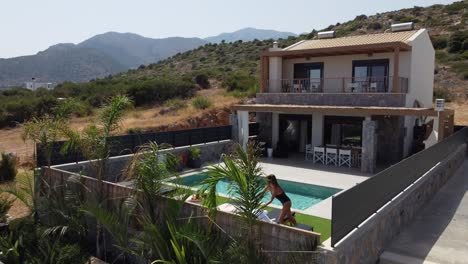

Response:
(272, 113), (279, 150)
(311, 113), (324, 147)
(361, 117), (377, 173)
(237, 111), (249, 150)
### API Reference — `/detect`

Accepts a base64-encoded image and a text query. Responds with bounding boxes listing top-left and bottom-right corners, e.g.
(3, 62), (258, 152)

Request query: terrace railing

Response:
(266, 76), (408, 94)
(331, 126), (468, 246)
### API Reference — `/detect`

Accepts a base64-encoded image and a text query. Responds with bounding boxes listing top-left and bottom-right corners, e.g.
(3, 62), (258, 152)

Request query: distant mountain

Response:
(0, 28), (296, 87)
(204, 27), (297, 43)
(0, 45), (126, 87)
(0, 32), (207, 87)
(78, 32), (207, 68)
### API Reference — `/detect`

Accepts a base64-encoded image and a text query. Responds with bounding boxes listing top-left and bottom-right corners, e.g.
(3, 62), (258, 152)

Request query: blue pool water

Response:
(172, 174), (341, 210)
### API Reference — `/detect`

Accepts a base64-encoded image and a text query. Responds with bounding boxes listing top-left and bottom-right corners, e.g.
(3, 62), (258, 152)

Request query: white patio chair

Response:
(347, 82), (359, 93)
(339, 149), (352, 167)
(325, 147), (338, 166)
(305, 144), (314, 160)
(369, 82), (378, 92)
(313, 147), (325, 164)
(293, 84), (300, 93)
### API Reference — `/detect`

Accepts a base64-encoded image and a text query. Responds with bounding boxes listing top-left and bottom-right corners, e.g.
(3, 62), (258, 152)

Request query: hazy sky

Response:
(0, 0), (456, 58)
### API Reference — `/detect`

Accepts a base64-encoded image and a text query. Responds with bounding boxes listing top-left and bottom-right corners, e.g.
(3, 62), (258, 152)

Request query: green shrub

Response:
(127, 79), (195, 106)
(188, 147), (201, 160)
(0, 197), (13, 222)
(195, 74), (210, 89)
(433, 87), (452, 102)
(0, 153), (17, 182)
(444, 1), (467, 14)
(164, 98), (187, 110)
(127, 127), (144, 134)
(448, 31), (468, 53)
(367, 22), (382, 30)
(192, 96), (212, 110)
(222, 73), (257, 92)
(431, 36), (448, 50)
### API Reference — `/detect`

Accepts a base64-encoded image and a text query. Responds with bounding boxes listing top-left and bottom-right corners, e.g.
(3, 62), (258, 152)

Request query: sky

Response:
(0, 0), (457, 58)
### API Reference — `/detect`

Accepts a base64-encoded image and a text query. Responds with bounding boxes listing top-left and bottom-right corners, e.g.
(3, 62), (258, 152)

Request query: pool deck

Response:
(177, 154), (373, 219)
(259, 155), (372, 219)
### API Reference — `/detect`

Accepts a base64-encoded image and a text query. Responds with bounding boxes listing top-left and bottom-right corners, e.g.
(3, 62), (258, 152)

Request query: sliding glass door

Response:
(352, 59), (389, 92)
(294, 63), (323, 92)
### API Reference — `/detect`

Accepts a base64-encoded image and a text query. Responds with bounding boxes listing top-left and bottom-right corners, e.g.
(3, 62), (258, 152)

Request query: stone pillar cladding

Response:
(361, 118), (378, 173)
(237, 111), (249, 149)
(255, 112), (272, 146)
(230, 113), (239, 143)
(375, 116), (405, 166)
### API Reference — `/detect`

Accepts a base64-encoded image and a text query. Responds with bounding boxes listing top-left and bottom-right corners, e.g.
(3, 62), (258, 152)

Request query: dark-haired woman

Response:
(263, 174), (296, 225)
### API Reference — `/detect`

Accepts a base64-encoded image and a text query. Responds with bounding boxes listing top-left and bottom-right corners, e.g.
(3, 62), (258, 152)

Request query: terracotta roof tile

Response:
(286, 30), (418, 51)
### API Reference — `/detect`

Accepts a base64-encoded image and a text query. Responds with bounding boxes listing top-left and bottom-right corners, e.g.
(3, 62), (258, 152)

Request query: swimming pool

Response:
(172, 173), (342, 210)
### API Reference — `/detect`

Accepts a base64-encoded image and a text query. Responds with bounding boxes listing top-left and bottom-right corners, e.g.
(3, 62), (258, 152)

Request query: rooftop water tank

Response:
(318, 31), (336, 39)
(391, 22), (415, 32)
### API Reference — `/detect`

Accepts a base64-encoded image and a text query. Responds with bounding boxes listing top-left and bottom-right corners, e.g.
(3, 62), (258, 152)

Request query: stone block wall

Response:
(256, 93), (406, 107)
(375, 116), (405, 166)
(41, 166), (321, 264)
(52, 141), (233, 182)
(321, 143), (466, 264)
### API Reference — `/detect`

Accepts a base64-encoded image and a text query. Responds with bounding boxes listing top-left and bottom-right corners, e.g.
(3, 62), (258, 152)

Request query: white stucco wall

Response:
(403, 29), (435, 156)
(281, 52), (410, 93)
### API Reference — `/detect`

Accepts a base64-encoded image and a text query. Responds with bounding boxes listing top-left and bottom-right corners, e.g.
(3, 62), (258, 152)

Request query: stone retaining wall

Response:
(41, 167), (321, 263)
(52, 140), (233, 182)
(256, 93), (406, 107)
(320, 143), (467, 264)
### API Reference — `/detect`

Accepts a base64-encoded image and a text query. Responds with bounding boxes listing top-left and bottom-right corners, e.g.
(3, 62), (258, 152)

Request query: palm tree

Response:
(200, 143), (266, 263)
(61, 95), (132, 259)
(22, 98), (81, 167)
(201, 143), (265, 224)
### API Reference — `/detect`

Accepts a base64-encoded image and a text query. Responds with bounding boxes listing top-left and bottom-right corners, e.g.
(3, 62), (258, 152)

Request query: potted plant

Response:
(166, 153), (184, 172)
(187, 147), (202, 168)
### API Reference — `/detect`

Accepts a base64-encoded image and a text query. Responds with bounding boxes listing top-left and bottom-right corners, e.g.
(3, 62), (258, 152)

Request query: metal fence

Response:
(331, 127), (468, 246)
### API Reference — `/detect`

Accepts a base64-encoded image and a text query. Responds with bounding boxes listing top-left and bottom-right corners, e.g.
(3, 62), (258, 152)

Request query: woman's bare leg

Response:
(279, 206), (287, 224)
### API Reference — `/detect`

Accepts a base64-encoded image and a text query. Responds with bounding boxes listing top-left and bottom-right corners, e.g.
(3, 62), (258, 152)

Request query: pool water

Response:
(172, 174), (341, 210)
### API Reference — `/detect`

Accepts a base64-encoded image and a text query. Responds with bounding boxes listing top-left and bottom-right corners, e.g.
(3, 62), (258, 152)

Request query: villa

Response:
(232, 23), (455, 173)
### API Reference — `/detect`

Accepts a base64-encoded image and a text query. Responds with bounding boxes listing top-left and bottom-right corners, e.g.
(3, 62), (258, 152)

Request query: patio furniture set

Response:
(306, 144), (362, 168)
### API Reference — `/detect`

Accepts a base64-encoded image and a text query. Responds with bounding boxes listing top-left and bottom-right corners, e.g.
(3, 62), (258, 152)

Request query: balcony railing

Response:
(267, 76), (408, 94)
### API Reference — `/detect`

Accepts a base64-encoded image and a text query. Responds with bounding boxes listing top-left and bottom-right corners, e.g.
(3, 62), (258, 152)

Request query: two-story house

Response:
(232, 23), (454, 173)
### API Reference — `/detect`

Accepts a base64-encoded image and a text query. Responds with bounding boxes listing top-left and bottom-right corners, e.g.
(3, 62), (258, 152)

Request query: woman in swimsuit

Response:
(262, 174), (296, 225)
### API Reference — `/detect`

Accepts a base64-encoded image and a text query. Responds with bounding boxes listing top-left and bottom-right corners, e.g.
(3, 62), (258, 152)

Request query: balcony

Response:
(258, 76), (409, 107)
(266, 76), (408, 94)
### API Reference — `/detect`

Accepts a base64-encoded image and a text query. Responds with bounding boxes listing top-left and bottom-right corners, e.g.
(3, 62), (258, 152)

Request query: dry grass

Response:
(447, 102), (468, 126)
(0, 89), (239, 166)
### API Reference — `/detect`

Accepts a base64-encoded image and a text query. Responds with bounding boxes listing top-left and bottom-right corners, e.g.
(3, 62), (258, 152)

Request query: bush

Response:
(222, 73), (257, 92)
(194, 74), (211, 89)
(127, 127), (144, 134)
(0, 197), (13, 222)
(433, 87), (452, 102)
(188, 147), (201, 160)
(367, 22), (382, 30)
(448, 31), (468, 53)
(0, 153), (17, 182)
(431, 36), (448, 50)
(164, 98), (187, 110)
(192, 96), (212, 110)
(127, 79), (195, 106)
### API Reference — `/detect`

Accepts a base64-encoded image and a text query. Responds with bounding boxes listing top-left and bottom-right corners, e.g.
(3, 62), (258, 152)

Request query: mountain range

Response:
(0, 28), (297, 87)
